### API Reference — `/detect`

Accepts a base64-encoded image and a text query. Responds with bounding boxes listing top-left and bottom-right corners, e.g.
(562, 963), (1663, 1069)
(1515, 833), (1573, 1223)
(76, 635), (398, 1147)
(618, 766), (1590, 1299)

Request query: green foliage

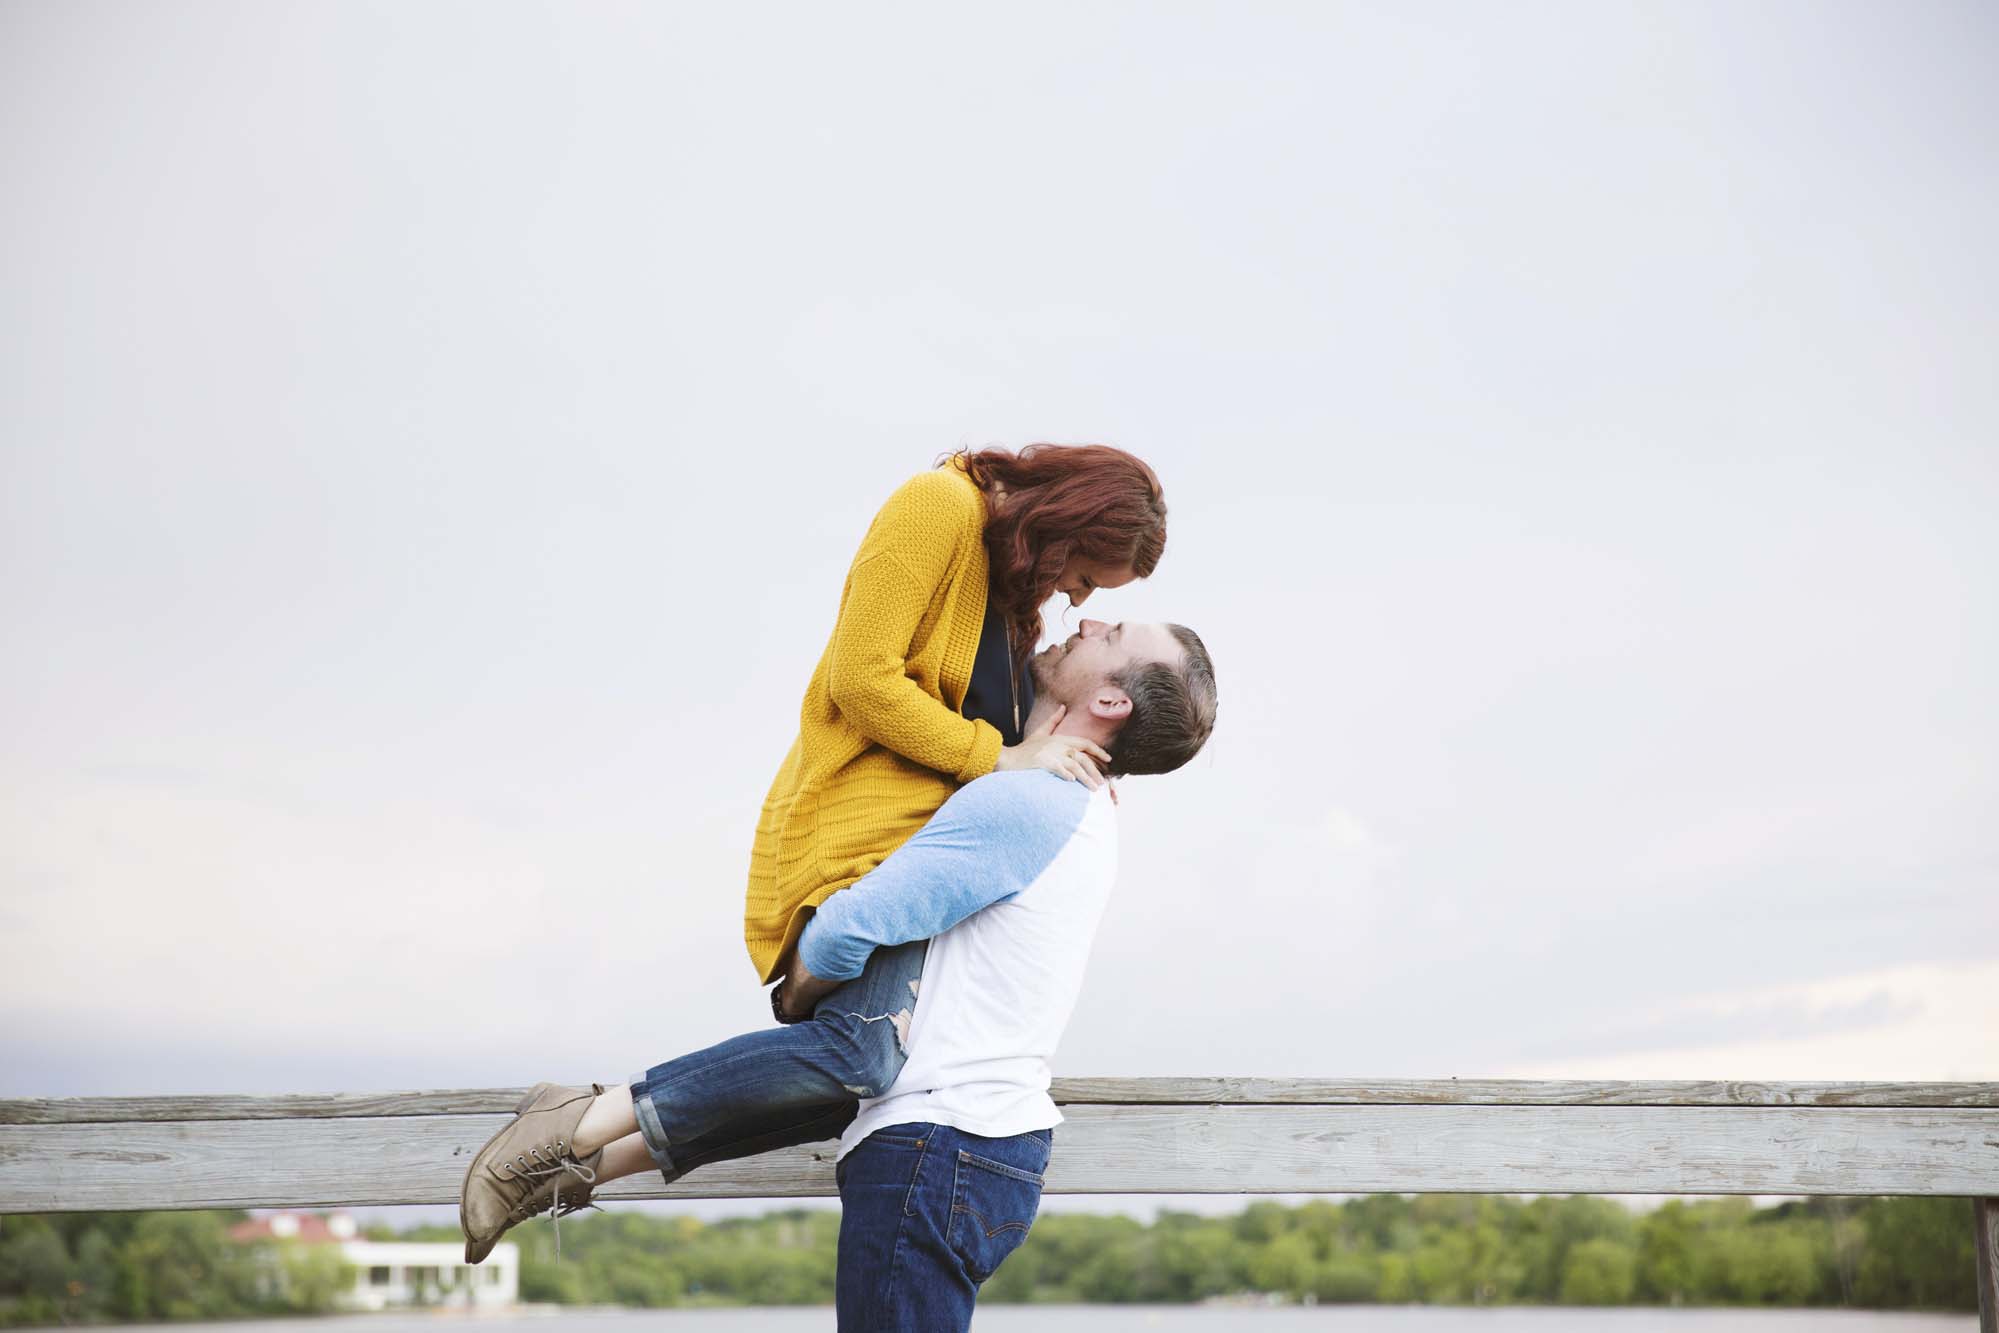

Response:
(496, 1193), (1971, 1313)
(274, 1243), (355, 1313)
(0, 1209), (352, 1326)
(1560, 1238), (1637, 1303)
(1854, 1196), (1977, 1309)
(0, 1195), (1980, 1321)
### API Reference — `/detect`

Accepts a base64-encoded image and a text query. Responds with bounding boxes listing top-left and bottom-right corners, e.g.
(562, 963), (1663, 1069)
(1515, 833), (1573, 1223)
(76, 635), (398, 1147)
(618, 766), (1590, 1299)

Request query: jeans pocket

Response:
(843, 1125), (935, 1219)
(947, 1148), (1047, 1283)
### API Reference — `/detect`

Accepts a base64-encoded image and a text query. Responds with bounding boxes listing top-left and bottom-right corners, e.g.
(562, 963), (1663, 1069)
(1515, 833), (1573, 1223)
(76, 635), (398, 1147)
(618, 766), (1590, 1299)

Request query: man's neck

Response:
(1021, 697), (1116, 763)
(1022, 697), (1063, 736)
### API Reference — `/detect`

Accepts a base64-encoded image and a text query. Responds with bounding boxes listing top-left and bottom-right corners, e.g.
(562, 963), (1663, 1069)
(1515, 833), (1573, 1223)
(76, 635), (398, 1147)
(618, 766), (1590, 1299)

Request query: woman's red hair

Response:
(942, 443), (1167, 661)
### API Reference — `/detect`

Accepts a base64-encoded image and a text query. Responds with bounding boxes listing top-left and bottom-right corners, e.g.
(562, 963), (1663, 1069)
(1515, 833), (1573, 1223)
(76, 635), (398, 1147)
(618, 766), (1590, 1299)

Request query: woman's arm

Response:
(822, 470), (1109, 789)
(826, 552), (1004, 783)
(823, 471), (1004, 782)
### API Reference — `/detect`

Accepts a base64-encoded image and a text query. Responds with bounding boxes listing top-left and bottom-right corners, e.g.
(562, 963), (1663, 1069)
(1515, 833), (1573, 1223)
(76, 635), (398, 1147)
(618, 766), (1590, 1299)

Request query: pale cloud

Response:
(1499, 959), (1999, 1082)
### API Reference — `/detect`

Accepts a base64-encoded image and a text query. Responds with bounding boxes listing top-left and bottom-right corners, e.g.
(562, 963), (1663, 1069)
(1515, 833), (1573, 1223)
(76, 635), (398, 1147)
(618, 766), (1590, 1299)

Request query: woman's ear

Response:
(1086, 687), (1132, 722)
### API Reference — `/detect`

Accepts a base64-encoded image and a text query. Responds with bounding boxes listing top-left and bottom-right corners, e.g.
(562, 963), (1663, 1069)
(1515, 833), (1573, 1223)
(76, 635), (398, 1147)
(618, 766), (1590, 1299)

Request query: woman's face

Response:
(1053, 556), (1138, 608)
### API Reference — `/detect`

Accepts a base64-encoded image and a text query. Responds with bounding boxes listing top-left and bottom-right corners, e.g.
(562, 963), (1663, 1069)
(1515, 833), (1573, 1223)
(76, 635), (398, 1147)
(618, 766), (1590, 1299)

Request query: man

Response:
(460, 618), (1218, 1329)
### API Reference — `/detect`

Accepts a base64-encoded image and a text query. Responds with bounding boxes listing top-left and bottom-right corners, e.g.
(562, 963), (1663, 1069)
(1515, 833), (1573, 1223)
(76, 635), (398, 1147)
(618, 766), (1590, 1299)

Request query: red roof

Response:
(228, 1213), (354, 1244)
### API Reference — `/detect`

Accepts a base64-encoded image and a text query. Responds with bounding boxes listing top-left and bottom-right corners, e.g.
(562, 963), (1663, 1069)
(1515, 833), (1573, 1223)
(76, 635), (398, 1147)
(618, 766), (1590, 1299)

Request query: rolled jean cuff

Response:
(627, 1071), (678, 1179)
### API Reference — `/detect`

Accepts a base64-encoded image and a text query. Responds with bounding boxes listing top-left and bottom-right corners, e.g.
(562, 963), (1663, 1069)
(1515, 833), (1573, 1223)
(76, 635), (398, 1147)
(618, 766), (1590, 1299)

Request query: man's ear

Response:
(1086, 686), (1132, 722)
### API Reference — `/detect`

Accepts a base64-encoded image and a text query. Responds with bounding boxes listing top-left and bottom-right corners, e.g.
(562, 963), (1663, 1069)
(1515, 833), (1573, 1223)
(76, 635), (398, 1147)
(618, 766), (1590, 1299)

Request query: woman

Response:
(748, 442), (1169, 989)
(459, 443), (1168, 1262)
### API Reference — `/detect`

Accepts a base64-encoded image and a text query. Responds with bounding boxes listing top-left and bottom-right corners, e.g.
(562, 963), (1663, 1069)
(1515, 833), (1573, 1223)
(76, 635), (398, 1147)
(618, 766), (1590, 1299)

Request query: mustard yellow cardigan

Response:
(743, 459), (1005, 981)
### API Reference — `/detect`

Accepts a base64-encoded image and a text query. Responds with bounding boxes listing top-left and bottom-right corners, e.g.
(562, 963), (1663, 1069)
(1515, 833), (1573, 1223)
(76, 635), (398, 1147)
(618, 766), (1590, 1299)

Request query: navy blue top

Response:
(960, 580), (1036, 746)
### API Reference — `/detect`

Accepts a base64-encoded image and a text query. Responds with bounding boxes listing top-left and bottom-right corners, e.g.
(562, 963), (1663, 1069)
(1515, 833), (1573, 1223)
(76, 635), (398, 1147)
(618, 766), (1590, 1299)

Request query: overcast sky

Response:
(3, 0), (1995, 1220)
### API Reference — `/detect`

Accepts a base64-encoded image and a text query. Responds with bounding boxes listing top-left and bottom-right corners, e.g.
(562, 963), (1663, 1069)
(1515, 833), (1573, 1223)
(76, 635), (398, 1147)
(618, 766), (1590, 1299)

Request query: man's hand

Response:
(775, 958), (841, 1022)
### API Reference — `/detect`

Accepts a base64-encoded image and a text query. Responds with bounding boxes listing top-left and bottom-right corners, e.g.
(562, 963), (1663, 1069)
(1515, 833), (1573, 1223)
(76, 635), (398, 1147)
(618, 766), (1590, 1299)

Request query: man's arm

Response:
(778, 772), (1089, 1014)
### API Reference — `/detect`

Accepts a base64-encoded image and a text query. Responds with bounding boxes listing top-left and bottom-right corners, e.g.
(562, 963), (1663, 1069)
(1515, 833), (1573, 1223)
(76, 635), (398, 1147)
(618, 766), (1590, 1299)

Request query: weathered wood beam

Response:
(1053, 1078), (1999, 1108)
(5, 1103), (1996, 1213)
(1977, 1196), (1997, 1333)
(6, 1078), (1997, 1125)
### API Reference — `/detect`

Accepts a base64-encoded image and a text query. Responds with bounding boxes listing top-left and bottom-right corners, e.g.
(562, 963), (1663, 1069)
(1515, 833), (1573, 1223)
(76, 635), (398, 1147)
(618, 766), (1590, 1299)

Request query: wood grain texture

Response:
(7, 1079), (1997, 1124)
(5, 1104), (1996, 1213)
(1047, 1079), (1999, 1108)
(0, 1090), (530, 1126)
(1977, 1196), (1997, 1333)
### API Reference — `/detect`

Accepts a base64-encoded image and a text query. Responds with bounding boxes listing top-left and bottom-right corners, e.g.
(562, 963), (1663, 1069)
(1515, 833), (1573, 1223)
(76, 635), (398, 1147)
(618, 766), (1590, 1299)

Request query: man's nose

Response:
(1080, 619), (1108, 637)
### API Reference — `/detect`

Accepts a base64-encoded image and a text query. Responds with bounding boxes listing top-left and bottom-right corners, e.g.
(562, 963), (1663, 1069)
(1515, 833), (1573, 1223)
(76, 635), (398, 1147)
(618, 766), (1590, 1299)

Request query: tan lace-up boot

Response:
(461, 1082), (606, 1264)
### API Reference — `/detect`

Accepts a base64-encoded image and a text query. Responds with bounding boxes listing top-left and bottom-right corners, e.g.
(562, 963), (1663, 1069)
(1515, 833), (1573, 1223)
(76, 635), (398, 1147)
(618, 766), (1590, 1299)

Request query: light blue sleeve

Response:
(795, 770), (1092, 981)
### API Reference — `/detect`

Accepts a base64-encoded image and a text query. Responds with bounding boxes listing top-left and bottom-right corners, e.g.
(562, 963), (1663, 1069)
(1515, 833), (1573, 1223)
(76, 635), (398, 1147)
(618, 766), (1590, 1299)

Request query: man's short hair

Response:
(1105, 624), (1217, 777)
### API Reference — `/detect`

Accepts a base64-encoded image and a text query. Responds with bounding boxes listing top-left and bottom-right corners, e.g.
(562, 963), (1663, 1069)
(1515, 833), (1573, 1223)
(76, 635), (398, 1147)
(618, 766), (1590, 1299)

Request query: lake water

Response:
(150, 1309), (1979, 1332)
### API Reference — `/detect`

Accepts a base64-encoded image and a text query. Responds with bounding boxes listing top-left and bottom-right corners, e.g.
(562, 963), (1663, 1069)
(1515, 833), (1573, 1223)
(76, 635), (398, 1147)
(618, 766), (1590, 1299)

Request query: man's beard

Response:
(1027, 644), (1058, 690)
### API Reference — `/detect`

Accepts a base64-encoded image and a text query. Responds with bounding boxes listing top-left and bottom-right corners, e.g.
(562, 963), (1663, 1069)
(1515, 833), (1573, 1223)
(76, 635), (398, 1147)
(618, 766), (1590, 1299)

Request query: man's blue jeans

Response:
(627, 940), (927, 1180)
(834, 1121), (1053, 1331)
(624, 938), (1049, 1329)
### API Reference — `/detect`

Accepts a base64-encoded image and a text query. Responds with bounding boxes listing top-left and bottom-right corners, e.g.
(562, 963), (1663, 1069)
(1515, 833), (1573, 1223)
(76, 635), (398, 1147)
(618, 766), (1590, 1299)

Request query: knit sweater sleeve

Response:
(825, 472), (1005, 784)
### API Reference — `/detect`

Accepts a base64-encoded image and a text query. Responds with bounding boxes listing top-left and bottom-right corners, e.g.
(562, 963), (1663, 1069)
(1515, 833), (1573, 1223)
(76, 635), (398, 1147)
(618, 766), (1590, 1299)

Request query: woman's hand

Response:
(996, 705), (1113, 790)
(773, 957), (841, 1024)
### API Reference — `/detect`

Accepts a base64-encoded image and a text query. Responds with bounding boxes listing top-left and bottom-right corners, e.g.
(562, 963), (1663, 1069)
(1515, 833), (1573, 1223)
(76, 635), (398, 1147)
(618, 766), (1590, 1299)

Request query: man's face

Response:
(1029, 619), (1183, 708)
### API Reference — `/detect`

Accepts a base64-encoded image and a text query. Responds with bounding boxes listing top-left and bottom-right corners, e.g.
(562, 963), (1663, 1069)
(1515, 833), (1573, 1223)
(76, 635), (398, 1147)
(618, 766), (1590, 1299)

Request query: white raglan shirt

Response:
(794, 769), (1118, 1158)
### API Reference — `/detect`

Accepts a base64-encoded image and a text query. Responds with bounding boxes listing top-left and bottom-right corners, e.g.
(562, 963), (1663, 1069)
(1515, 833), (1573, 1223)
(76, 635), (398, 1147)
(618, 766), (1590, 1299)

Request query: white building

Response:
(229, 1211), (519, 1311)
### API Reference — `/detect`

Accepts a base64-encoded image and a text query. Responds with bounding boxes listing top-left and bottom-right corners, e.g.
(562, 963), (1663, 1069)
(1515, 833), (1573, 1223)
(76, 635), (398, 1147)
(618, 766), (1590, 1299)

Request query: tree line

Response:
(0, 1212), (349, 1326)
(1, 1193), (1977, 1324)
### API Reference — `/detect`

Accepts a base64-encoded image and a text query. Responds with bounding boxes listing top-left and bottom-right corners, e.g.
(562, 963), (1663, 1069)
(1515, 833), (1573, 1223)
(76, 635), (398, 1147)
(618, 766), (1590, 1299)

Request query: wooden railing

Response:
(5, 1079), (1996, 1324)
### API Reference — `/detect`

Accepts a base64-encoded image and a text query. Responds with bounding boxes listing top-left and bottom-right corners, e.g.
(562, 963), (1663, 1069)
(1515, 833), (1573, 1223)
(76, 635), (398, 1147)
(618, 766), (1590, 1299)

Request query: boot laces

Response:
(511, 1153), (600, 1260)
